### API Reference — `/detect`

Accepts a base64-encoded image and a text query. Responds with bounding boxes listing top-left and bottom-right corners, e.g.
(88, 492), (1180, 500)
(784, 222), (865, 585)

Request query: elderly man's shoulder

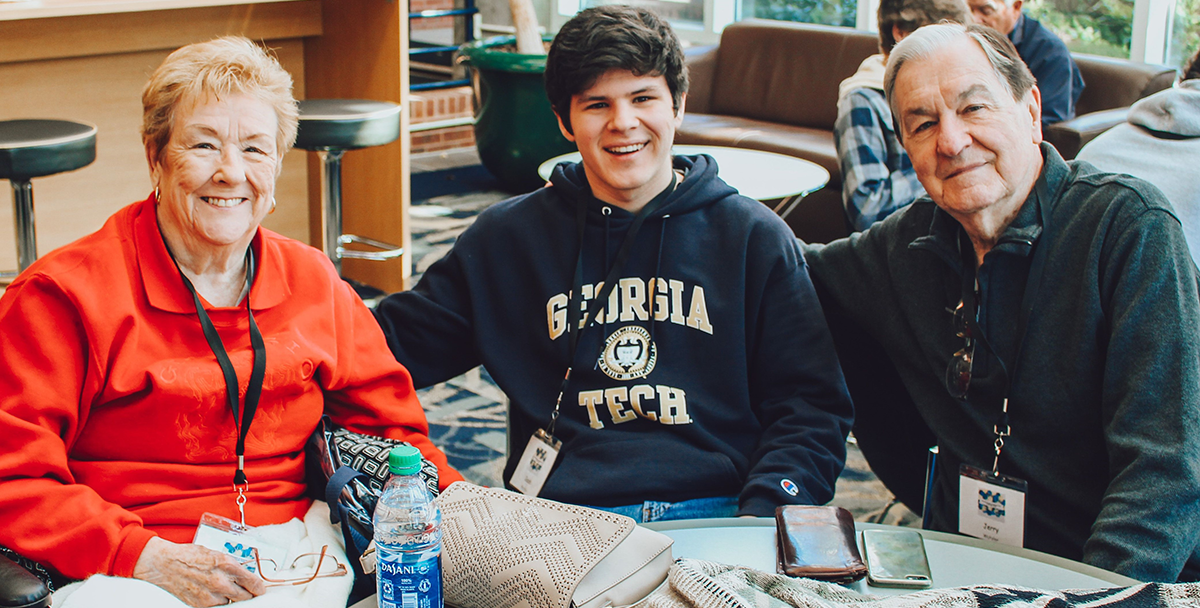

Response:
(801, 197), (938, 263)
(858, 196), (942, 243)
(1061, 160), (1181, 225)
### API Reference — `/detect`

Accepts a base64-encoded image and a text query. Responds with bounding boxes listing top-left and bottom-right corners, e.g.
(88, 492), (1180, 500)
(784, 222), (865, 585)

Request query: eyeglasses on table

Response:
(242, 544), (348, 586)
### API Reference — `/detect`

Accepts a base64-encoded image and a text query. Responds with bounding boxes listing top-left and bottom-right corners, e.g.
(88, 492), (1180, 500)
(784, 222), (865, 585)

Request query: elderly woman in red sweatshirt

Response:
(0, 37), (461, 606)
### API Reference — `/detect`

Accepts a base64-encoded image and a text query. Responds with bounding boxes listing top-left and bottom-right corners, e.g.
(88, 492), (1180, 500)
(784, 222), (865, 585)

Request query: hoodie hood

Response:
(548, 153), (738, 221)
(838, 54), (887, 102)
(1127, 79), (1200, 137)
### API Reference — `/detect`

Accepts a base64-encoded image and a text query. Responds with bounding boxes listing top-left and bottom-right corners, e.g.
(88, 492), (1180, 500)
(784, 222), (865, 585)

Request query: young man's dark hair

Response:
(877, 0), (970, 54)
(544, 5), (688, 134)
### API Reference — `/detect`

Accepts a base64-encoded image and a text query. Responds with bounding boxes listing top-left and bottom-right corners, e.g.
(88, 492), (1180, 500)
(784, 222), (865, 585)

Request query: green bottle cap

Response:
(388, 445), (423, 475)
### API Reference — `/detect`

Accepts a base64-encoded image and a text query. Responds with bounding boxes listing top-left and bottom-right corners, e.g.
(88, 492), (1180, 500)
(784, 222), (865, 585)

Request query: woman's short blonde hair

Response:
(142, 36), (299, 161)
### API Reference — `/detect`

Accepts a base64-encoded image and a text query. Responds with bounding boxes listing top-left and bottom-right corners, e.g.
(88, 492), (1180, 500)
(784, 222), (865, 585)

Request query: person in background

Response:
(0, 37), (461, 607)
(374, 5), (853, 522)
(967, 0), (1083, 127)
(1077, 47), (1200, 265)
(834, 0), (971, 230)
(804, 23), (1200, 582)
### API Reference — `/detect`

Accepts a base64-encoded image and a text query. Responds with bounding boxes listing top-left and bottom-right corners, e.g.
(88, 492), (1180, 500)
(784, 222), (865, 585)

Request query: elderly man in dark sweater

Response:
(804, 23), (1200, 582)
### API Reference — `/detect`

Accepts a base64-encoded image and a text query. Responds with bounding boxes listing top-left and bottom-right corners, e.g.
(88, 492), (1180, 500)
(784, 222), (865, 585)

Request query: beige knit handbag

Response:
(436, 482), (675, 608)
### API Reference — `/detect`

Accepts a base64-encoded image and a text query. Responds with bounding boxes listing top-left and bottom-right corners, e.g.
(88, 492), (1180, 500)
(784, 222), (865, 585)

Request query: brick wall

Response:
(410, 85), (476, 154)
(411, 0), (455, 30)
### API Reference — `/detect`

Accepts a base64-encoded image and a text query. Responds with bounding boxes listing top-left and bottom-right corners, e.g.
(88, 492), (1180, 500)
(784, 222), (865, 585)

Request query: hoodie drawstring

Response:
(570, 174), (676, 374)
(596, 206), (612, 368)
(650, 215), (669, 345)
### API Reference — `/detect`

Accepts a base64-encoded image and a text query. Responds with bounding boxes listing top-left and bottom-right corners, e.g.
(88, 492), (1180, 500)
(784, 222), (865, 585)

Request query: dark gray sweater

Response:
(805, 144), (1200, 582)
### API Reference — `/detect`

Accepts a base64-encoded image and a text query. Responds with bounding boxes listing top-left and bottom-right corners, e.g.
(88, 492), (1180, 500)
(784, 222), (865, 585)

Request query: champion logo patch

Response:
(780, 479), (799, 496)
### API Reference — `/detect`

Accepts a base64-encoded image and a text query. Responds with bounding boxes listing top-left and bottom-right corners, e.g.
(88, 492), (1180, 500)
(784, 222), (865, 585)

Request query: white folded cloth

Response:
(53, 501), (353, 608)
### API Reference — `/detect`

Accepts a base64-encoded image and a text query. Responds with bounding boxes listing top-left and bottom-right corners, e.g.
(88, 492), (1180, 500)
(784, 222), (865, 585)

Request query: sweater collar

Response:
(1008, 13), (1028, 46)
(909, 142), (1065, 268)
(133, 195), (290, 313)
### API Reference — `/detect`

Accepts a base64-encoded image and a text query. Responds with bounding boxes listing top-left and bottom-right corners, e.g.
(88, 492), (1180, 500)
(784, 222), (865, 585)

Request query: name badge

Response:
(193, 512), (288, 575)
(510, 429), (562, 497)
(958, 464), (1027, 548)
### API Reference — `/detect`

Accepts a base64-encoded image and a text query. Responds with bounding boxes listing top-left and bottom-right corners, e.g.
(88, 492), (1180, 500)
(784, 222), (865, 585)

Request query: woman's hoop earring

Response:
(269, 198), (277, 214)
(154, 187), (160, 203)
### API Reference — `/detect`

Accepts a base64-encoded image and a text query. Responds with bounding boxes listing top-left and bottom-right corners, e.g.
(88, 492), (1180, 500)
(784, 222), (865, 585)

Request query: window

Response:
(1024, 0), (1134, 58)
(541, 0), (1186, 60)
(1165, 0), (1199, 69)
(551, 0), (864, 42)
(739, 0), (857, 27)
(583, 0), (706, 28)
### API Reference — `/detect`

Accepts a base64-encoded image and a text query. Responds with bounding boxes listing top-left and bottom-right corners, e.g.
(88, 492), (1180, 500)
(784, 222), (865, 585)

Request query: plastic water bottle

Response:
(374, 446), (443, 608)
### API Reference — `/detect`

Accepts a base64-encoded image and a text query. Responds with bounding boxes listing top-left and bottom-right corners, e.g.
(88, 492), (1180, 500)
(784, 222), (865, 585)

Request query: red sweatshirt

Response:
(0, 197), (463, 580)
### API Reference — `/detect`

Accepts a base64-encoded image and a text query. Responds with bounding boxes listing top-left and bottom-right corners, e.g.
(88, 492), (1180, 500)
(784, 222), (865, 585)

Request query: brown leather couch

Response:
(1045, 54), (1177, 160)
(680, 20), (877, 244)
(680, 18), (1178, 242)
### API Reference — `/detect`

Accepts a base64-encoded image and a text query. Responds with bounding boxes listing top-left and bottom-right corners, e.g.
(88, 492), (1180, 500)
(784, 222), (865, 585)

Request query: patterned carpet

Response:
(406, 148), (919, 526)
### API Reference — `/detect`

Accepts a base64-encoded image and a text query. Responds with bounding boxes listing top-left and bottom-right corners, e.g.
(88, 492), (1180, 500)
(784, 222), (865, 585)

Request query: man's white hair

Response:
(883, 22), (1035, 138)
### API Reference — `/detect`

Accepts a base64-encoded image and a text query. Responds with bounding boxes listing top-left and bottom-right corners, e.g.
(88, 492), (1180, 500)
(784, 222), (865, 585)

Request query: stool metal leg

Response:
(316, 149), (404, 277)
(318, 149), (346, 274)
(12, 179), (36, 272)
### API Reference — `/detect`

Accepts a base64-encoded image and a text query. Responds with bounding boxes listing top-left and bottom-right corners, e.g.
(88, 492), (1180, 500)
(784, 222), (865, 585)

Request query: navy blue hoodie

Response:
(376, 154), (853, 515)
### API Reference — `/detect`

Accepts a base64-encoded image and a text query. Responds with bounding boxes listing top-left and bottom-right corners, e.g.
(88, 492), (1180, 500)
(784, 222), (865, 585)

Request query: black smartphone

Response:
(861, 529), (933, 588)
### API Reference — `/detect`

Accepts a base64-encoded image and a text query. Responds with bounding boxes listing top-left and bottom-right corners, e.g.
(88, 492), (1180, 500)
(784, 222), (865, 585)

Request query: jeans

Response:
(587, 495), (739, 523)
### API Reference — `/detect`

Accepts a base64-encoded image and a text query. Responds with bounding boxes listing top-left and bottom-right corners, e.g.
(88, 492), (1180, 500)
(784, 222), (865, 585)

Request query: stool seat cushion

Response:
(296, 99), (402, 151)
(0, 120), (97, 180)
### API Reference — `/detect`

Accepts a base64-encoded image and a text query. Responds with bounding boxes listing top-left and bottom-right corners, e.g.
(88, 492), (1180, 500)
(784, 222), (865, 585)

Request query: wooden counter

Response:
(0, 0), (411, 291)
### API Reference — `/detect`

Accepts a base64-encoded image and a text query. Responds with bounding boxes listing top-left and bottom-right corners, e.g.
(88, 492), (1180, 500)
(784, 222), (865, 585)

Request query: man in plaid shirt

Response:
(834, 0), (970, 232)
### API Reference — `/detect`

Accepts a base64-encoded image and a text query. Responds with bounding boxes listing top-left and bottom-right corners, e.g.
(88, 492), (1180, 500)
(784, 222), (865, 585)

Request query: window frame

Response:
(541, 0), (1178, 65)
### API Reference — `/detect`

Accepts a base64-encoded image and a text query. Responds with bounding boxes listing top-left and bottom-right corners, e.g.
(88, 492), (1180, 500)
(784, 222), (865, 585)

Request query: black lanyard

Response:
(959, 171), (1055, 473)
(172, 248), (266, 489)
(546, 175), (676, 435)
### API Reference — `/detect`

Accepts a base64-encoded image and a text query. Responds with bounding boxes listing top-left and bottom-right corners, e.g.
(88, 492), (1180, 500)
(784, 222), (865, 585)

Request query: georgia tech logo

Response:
(598, 326), (657, 380)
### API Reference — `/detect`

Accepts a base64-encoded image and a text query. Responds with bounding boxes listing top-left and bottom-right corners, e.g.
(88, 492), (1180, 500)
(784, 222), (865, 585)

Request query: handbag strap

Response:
(328, 466), (374, 577)
(327, 466), (369, 524)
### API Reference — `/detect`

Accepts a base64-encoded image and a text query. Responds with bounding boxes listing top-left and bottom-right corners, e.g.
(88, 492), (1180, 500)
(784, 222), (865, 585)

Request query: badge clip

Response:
(510, 429), (562, 497)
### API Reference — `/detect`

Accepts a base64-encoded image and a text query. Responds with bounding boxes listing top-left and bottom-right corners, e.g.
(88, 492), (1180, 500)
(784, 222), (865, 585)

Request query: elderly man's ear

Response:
(1026, 85), (1044, 144)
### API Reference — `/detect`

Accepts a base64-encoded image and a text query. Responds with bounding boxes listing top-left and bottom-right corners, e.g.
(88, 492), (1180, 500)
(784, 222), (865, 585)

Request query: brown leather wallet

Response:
(774, 505), (867, 583)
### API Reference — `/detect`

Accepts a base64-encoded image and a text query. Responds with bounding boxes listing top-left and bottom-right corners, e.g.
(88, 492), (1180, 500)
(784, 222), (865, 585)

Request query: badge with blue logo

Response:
(780, 478), (800, 496)
(958, 464), (1027, 548)
(192, 512), (288, 576)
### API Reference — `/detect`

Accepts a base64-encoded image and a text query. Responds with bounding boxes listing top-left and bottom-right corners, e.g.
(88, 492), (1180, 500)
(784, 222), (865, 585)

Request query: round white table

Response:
(536, 145), (829, 218)
(643, 518), (1138, 597)
(351, 518), (1138, 607)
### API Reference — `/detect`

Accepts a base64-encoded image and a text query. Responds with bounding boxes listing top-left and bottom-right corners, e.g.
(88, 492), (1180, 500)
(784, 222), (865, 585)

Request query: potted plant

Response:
(458, 0), (576, 192)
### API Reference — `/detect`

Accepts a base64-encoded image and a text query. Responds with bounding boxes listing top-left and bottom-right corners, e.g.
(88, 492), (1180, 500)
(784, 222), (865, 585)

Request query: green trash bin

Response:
(458, 36), (577, 193)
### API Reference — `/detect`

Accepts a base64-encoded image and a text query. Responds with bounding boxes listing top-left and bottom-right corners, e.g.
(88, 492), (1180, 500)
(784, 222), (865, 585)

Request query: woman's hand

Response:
(133, 537), (266, 606)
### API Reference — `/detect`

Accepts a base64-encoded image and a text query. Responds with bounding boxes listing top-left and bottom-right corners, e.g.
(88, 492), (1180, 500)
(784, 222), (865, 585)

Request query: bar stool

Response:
(296, 99), (404, 275)
(0, 119), (97, 279)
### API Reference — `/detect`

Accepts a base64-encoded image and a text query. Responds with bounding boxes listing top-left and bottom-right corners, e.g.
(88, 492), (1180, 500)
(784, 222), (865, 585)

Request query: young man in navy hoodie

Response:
(374, 4), (853, 521)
